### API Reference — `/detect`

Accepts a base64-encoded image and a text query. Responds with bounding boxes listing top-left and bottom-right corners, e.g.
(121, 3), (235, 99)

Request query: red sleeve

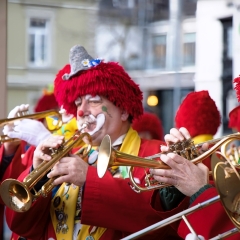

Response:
(178, 187), (240, 239)
(5, 146), (52, 239)
(81, 139), (189, 238)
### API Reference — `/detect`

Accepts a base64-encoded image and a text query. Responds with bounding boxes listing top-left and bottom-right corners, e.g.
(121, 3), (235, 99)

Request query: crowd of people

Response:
(0, 44), (239, 240)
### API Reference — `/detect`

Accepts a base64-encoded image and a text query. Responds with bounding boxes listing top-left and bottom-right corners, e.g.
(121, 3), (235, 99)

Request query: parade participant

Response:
(0, 88), (59, 239)
(5, 45), (190, 240)
(148, 77), (240, 239)
(175, 90), (221, 144)
(0, 105), (53, 240)
(132, 111), (164, 140)
(150, 126), (240, 240)
(175, 90), (221, 171)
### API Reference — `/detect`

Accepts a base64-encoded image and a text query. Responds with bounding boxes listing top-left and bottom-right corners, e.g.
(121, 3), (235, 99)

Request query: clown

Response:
(6, 45), (189, 240)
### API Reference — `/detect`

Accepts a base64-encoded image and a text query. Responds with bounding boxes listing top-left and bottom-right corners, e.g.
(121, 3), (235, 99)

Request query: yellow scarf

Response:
(50, 127), (141, 240)
(192, 134), (213, 144)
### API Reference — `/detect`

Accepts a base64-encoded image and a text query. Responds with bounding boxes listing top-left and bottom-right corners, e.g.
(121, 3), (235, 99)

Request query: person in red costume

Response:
(175, 90), (221, 171)
(175, 90), (221, 145)
(132, 111), (164, 141)
(149, 77), (240, 240)
(0, 91), (59, 240)
(5, 45), (190, 240)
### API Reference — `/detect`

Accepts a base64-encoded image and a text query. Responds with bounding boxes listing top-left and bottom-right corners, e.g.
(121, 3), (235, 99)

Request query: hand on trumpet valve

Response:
(47, 153), (88, 187)
(3, 104), (30, 135)
(33, 135), (64, 169)
(150, 127), (209, 196)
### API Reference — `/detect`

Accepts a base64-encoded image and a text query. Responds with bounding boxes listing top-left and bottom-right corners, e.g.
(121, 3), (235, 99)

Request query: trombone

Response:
(121, 152), (240, 239)
(0, 109), (62, 144)
(97, 132), (240, 192)
(0, 128), (91, 212)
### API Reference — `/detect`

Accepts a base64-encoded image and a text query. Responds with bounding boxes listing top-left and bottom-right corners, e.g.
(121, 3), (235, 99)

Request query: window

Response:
(152, 35), (166, 69)
(28, 18), (50, 67)
(183, 32), (195, 66)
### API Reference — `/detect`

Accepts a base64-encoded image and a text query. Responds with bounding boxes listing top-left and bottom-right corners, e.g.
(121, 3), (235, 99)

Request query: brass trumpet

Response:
(97, 132), (240, 192)
(0, 109), (63, 144)
(0, 130), (91, 212)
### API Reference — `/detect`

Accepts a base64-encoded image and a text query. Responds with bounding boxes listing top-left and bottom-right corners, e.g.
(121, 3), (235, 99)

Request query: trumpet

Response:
(0, 109), (63, 144)
(0, 129), (91, 212)
(97, 132), (240, 192)
(121, 153), (240, 239)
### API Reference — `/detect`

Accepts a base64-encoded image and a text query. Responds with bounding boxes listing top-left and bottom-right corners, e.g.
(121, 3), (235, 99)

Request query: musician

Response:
(150, 127), (240, 240)
(5, 45), (190, 240)
(175, 90), (221, 170)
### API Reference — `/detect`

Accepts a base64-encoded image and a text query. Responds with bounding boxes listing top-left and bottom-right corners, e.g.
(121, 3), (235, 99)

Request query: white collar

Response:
(112, 134), (126, 147)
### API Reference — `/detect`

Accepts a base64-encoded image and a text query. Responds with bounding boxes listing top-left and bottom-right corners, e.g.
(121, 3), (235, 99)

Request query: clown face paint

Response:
(59, 106), (74, 123)
(75, 95), (129, 145)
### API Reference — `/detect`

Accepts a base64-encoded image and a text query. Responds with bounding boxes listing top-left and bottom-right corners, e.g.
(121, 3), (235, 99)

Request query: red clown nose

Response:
(78, 110), (84, 117)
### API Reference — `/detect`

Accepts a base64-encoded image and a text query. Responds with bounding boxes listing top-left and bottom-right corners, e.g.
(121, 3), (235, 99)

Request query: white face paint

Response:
(79, 113), (106, 135)
(59, 106), (74, 123)
(75, 95), (106, 135)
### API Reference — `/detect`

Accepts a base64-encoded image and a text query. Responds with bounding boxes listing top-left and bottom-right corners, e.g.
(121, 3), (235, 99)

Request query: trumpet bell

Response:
(0, 179), (32, 212)
(97, 135), (170, 180)
(97, 135), (112, 178)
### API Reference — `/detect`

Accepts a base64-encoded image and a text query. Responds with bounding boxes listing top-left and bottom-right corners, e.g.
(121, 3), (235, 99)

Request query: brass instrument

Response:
(97, 132), (240, 192)
(121, 153), (240, 240)
(0, 130), (91, 212)
(0, 109), (63, 144)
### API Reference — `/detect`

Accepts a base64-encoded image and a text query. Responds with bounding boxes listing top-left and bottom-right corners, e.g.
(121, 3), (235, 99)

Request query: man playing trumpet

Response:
(4, 45), (190, 240)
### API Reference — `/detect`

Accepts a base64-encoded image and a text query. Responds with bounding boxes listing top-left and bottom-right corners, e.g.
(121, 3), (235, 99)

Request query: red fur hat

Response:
(234, 75), (240, 102)
(175, 90), (221, 137)
(228, 105), (240, 131)
(54, 45), (143, 120)
(34, 92), (58, 113)
(132, 112), (164, 140)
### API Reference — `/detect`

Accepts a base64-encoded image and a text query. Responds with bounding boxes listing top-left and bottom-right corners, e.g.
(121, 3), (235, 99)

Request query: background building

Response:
(1, 0), (240, 135)
(7, 0), (98, 112)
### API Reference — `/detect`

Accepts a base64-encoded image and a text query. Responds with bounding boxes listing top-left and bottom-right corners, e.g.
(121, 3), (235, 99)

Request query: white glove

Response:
(185, 233), (205, 240)
(6, 119), (52, 147)
(3, 104), (30, 135)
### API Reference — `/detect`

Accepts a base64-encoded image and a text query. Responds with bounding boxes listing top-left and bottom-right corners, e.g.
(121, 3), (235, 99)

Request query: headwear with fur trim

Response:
(34, 93), (58, 113)
(228, 105), (240, 132)
(234, 75), (240, 102)
(132, 112), (164, 140)
(54, 45), (143, 121)
(175, 90), (221, 138)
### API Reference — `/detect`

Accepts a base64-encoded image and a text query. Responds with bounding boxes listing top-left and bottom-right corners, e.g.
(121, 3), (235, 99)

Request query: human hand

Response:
(150, 153), (209, 196)
(2, 104), (29, 155)
(33, 135), (64, 169)
(3, 104), (29, 134)
(47, 154), (88, 187)
(6, 119), (52, 147)
(161, 127), (209, 155)
(185, 233), (205, 240)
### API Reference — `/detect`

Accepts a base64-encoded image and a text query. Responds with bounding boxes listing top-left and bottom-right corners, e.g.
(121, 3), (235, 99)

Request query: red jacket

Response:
(0, 141), (32, 240)
(6, 139), (190, 240)
(178, 187), (240, 239)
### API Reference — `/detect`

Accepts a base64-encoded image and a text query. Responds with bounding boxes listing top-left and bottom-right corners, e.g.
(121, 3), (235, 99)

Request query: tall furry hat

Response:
(228, 105), (240, 131)
(54, 45), (143, 120)
(175, 90), (221, 137)
(132, 112), (164, 140)
(234, 75), (240, 102)
(34, 85), (58, 113)
(229, 75), (240, 131)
